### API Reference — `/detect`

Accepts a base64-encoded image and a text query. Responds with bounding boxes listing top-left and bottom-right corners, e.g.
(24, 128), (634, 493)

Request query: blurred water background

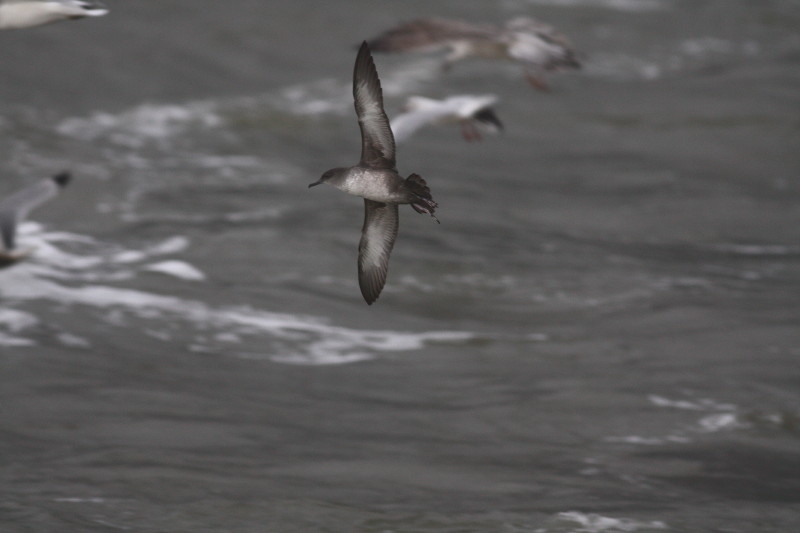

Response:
(1, 1), (799, 531)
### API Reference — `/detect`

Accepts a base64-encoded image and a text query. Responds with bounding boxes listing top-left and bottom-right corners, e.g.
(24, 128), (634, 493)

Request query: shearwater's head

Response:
(308, 167), (346, 188)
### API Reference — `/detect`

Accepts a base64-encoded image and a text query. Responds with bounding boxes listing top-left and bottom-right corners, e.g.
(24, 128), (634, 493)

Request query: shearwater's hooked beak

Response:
(308, 180), (323, 188)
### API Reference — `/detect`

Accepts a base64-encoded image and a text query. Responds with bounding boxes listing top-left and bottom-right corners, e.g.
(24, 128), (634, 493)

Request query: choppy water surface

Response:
(1, 1), (799, 531)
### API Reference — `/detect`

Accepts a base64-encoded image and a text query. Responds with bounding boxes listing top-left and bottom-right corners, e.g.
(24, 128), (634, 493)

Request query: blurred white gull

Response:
(367, 16), (581, 90)
(391, 94), (503, 143)
(0, 172), (70, 267)
(0, 0), (107, 29)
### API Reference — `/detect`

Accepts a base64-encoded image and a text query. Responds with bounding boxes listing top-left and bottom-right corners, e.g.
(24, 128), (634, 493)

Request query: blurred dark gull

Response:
(367, 16), (581, 90)
(309, 42), (438, 305)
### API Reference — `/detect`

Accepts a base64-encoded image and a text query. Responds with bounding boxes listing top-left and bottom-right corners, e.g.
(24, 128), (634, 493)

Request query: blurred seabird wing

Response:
(504, 17), (581, 70)
(391, 97), (453, 143)
(0, 0), (108, 29)
(0, 172), (69, 251)
(392, 95), (503, 142)
(368, 18), (495, 53)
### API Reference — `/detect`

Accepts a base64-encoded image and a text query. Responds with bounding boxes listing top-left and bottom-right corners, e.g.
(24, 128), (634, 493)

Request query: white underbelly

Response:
(339, 168), (404, 203)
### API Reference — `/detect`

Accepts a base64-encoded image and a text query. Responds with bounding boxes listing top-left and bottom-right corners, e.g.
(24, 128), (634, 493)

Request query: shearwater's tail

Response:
(405, 173), (439, 223)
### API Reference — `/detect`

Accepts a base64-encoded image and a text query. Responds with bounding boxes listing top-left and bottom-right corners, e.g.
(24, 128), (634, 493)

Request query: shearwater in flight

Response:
(309, 42), (438, 305)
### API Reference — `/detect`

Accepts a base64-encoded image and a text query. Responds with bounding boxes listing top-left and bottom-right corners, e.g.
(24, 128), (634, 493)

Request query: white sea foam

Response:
(605, 435), (690, 446)
(143, 236), (190, 255)
(185, 154), (263, 170)
(0, 308), (38, 346)
(557, 511), (668, 532)
(0, 333), (35, 346)
(55, 64), (443, 159)
(0, 308), (38, 331)
(112, 250), (147, 264)
(698, 413), (747, 433)
(585, 35), (764, 82)
(144, 260), (206, 281)
(704, 243), (799, 256)
(380, 58), (441, 97)
(648, 394), (736, 412)
(0, 269), (474, 364)
(268, 329), (472, 365)
(11, 227), (198, 285)
(16, 223), (104, 270)
(517, 0), (669, 12)
(56, 80), (352, 149)
(583, 53), (664, 81)
(56, 102), (221, 147)
(441, 273), (517, 290)
(57, 332), (91, 348)
(53, 497), (106, 504)
(602, 394), (742, 446)
(605, 394), (746, 442)
(276, 61), (439, 117)
(279, 78), (350, 116)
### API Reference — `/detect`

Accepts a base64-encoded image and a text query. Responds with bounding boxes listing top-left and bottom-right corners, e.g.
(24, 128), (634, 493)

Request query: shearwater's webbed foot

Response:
(406, 173), (440, 223)
(411, 202), (440, 223)
(406, 173), (433, 200)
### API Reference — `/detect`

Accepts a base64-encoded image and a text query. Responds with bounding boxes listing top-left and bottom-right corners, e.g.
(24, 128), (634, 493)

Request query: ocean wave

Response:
(15, 226), (197, 279)
(55, 82), (344, 149)
(698, 413), (748, 433)
(143, 260), (206, 281)
(2, 226), (474, 364)
(517, 0), (669, 12)
(53, 59), (444, 159)
(585, 36), (763, 81)
(604, 393), (747, 446)
(2, 272), (474, 364)
(56, 102), (221, 148)
(648, 394), (736, 412)
(703, 243), (800, 257)
(605, 435), (690, 446)
(0, 308), (38, 346)
(555, 511), (668, 532)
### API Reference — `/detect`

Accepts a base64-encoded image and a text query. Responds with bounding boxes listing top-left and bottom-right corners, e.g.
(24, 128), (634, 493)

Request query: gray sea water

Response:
(1, 1), (799, 531)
